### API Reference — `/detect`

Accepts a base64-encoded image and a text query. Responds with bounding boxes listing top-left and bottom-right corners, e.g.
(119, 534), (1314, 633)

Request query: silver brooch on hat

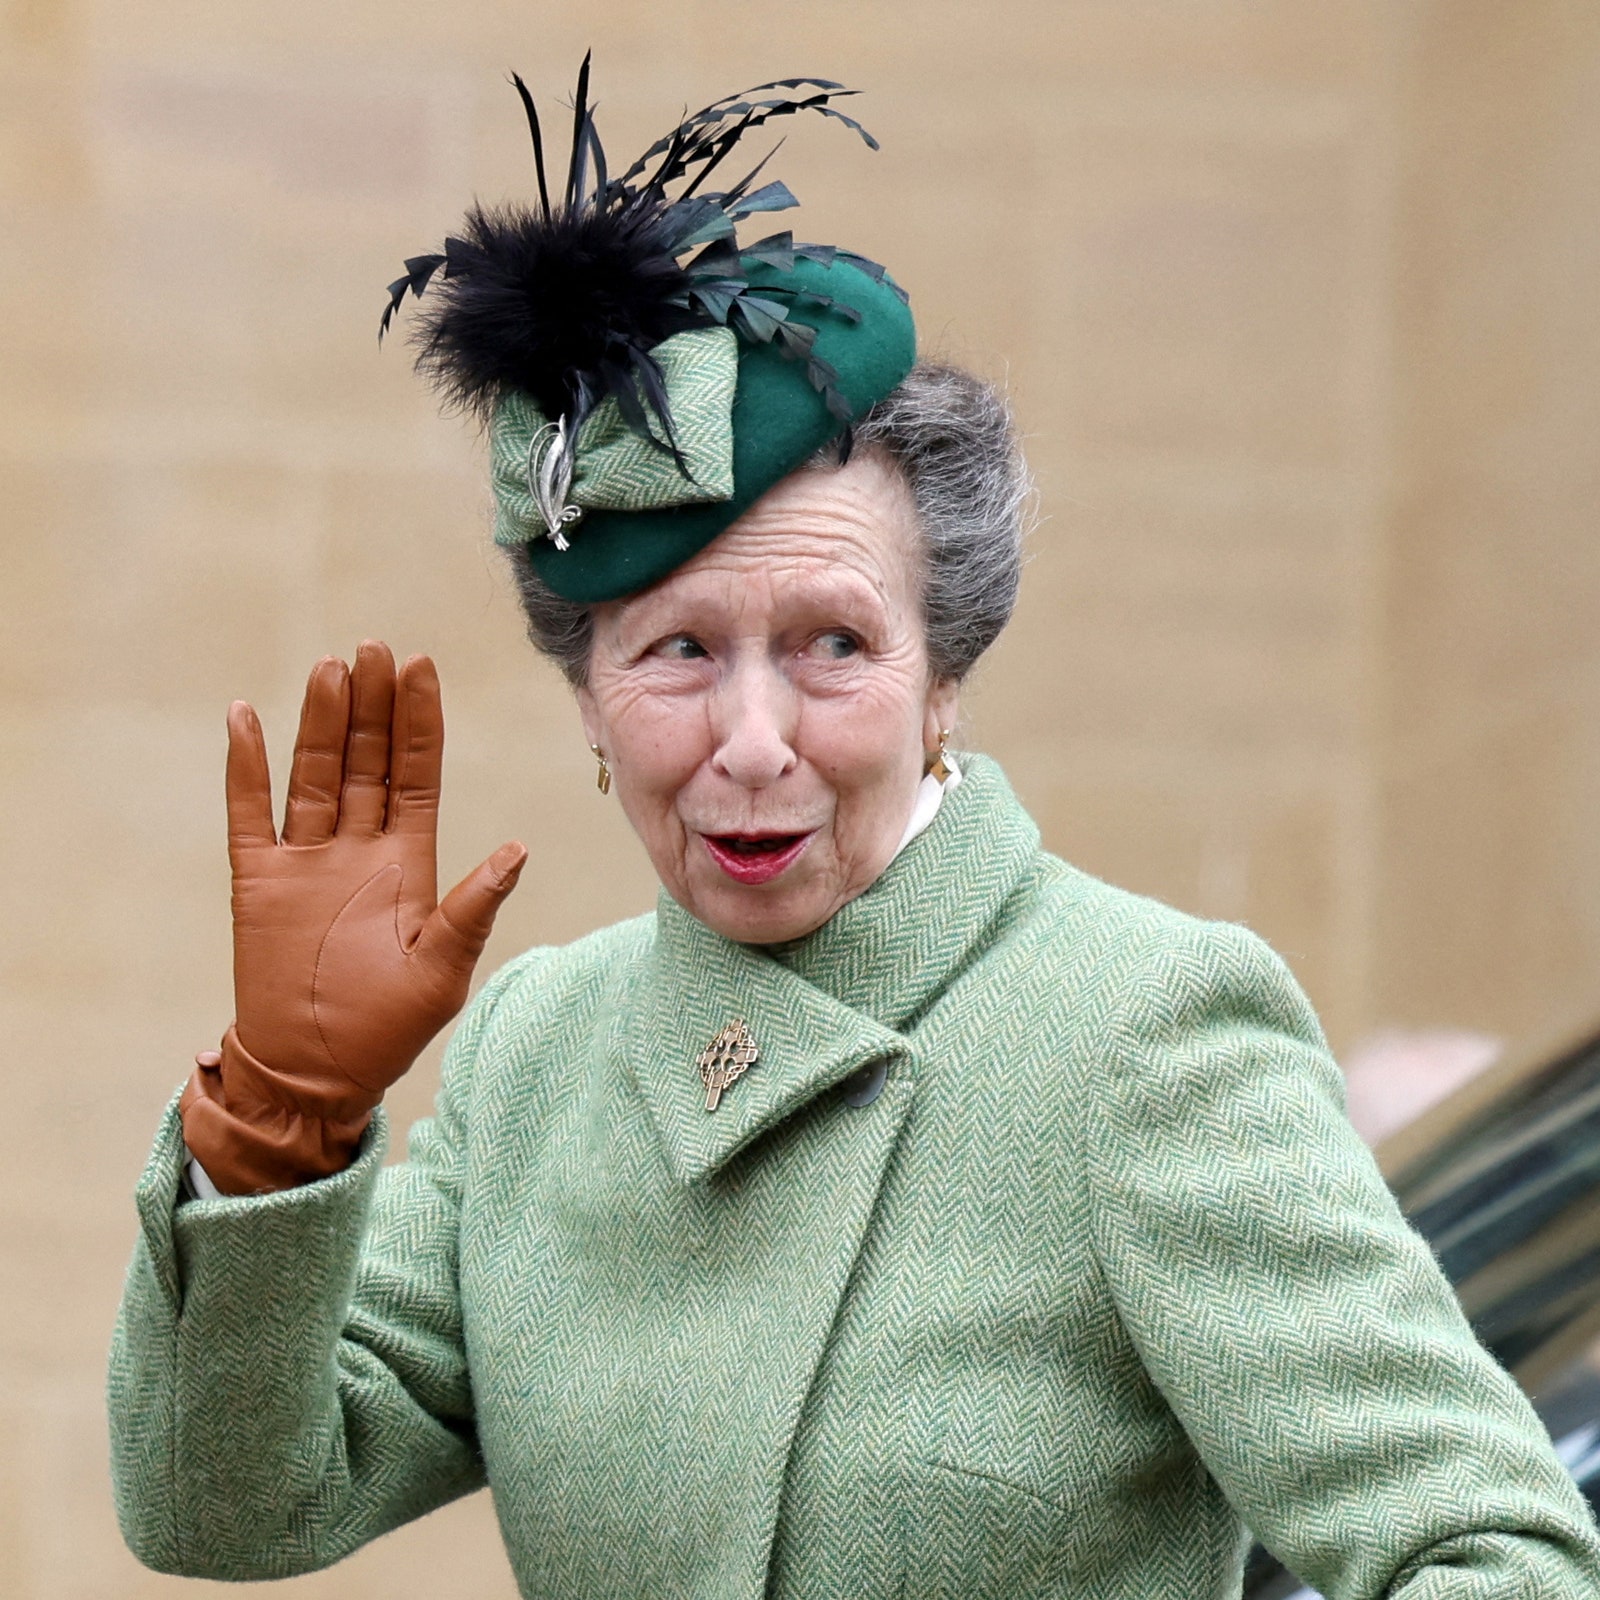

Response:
(526, 418), (584, 549)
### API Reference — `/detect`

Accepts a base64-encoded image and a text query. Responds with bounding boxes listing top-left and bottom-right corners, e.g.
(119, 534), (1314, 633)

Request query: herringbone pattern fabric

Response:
(109, 758), (1600, 1597)
(490, 326), (738, 547)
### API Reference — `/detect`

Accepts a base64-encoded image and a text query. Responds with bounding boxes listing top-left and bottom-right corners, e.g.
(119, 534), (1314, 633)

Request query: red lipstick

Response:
(701, 832), (812, 886)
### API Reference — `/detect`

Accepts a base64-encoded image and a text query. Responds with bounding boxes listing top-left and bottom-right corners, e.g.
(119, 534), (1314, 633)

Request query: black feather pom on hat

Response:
(381, 55), (917, 603)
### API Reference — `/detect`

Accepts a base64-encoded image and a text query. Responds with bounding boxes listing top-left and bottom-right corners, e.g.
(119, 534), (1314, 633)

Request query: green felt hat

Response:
(381, 62), (915, 605)
(508, 257), (915, 603)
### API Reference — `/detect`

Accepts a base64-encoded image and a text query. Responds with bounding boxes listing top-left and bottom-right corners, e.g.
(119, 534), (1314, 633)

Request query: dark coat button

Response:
(841, 1060), (889, 1108)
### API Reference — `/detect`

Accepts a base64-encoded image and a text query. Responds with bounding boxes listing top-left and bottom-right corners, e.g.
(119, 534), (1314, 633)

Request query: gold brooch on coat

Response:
(697, 1019), (759, 1111)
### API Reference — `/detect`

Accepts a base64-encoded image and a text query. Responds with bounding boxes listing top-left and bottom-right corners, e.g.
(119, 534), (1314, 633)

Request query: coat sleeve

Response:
(107, 950), (542, 1581)
(1079, 917), (1600, 1600)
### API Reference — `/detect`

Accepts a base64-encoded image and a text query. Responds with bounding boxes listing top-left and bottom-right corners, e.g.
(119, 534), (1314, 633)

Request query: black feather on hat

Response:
(380, 54), (904, 479)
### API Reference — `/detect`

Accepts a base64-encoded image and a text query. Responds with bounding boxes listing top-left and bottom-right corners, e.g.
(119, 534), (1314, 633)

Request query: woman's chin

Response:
(681, 865), (839, 946)
(695, 892), (833, 946)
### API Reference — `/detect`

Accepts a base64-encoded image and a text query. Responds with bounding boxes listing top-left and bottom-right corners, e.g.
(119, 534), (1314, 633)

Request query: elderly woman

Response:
(110, 69), (1600, 1600)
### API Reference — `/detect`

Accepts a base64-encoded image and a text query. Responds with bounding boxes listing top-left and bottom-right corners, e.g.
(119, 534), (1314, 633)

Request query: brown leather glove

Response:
(180, 641), (526, 1195)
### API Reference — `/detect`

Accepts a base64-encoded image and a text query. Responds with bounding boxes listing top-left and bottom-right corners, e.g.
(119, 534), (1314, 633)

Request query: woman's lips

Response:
(700, 831), (813, 886)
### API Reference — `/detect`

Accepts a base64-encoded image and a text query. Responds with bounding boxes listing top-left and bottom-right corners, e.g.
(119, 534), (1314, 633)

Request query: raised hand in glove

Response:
(180, 640), (526, 1195)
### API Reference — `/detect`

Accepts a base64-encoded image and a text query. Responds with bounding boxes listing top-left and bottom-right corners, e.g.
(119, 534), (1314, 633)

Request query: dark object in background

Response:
(1244, 1017), (1600, 1598)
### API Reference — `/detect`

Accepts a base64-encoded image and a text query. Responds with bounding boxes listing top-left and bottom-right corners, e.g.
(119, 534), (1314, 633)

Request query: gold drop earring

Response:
(590, 743), (611, 795)
(926, 729), (952, 783)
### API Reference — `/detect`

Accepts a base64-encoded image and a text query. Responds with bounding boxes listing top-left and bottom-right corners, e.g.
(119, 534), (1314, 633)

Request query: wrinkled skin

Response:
(577, 450), (959, 946)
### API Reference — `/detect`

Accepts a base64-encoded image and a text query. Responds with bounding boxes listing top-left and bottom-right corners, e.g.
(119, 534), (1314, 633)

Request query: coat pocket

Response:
(902, 1458), (1068, 1600)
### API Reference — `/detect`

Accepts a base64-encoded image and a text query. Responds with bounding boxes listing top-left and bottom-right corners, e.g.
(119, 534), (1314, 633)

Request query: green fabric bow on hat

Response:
(490, 327), (741, 549)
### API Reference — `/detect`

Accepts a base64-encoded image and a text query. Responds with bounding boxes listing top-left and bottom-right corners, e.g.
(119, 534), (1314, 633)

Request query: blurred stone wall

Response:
(4, 1), (1600, 1594)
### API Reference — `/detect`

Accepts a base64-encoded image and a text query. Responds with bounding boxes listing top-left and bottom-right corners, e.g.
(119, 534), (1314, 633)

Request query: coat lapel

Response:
(629, 897), (911, 1184)
(627, 754), (1043, 1186)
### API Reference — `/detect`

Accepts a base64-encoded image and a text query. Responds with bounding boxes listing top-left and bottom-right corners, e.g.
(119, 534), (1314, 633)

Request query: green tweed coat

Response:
(109, 758), (1600, 1598)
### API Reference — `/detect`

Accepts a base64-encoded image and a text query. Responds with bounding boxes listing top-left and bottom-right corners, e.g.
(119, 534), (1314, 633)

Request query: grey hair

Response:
(504, 361), (1030, 686)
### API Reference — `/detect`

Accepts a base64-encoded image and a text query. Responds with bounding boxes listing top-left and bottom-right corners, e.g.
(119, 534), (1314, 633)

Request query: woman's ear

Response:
(575, 684), (603, 752)
(923, 678), (959, 750)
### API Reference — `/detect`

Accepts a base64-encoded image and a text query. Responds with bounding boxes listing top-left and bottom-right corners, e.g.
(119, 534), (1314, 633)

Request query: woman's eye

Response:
(811, 631), (860, 660)
(658, 635), (709, 660)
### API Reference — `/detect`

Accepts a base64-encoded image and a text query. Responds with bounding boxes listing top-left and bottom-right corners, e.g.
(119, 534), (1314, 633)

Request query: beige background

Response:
(6, 1), (1600, 1594)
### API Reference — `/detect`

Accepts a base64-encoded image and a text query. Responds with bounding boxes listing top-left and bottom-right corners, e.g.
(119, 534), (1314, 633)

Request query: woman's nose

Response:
(710, 658), (798, 788)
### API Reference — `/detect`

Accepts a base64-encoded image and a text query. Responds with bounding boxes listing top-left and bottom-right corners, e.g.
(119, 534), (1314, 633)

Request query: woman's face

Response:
(576, 450), (958, 945)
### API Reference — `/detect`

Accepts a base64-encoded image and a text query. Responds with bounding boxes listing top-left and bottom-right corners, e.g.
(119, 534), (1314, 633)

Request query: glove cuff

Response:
(179, 1026), (378, 1195)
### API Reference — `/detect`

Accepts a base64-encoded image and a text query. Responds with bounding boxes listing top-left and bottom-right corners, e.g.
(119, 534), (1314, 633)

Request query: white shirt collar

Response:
(890, 754), (962, 862)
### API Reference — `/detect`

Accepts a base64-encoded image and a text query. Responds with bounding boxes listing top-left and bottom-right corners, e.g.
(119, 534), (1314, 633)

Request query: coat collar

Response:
(625, 756), (1041, 1184)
